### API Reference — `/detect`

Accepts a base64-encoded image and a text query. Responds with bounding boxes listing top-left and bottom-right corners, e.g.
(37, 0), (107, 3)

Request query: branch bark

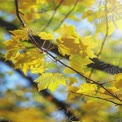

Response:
(1, 18), (122, 74)
(0, 58), (79, 121)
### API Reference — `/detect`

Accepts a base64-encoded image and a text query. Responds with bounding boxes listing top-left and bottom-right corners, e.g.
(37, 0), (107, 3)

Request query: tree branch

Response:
(0, 58), (79, 121)
(71, 91), (122, 106)
(0, 18), (17, 30)
(54, 0), (79, 30)
(1, 17), (122, 75)
(41, 0), (65, 31)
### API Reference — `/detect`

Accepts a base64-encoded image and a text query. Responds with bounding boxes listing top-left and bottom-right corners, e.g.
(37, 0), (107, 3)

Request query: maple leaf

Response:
(77, 83), (97, 95)
(4, 39), (24, 50)
(10, 29), (28, 41)
(57, 24), (96, 59)
(38, 32), (54, 40)
(70, 55), (92, 73)
(57, 23), (78, 37)
(113, 73), (122, 89)
(5, 49), (20, 61)
(35, 73), (66, 92)
(14, 49), (45, 74)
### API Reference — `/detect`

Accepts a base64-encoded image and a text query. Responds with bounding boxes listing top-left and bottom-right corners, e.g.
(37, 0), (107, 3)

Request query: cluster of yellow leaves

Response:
(17, 0), (95, 24)
(5, 29), (67, 92)
(57, 24), (96, 73)
(68, 83), (97, 99)
(67, 77), (97, 98)
(5, 29), (45, 74)
(19, 0), (95, 8)
(95, 73), (122, 101)
(80, 99), (110, 122)
(18, 0), (48, 21)
(0, 107), (55, 122)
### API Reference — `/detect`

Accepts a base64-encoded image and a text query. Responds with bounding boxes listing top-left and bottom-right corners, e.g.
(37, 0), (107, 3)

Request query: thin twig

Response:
(54, 0), (79, 30)
(88, 0), (109, 79)
(15, 0), (26, 27)
(41, 0), (64, 31)
(45, 50), (122, 103)
(71, 91), (122, 106)
(97, 0), (108, 57)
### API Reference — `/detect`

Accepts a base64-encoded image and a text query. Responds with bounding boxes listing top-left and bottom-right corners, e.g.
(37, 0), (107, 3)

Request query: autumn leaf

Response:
(77, 83), (97, 95)
(57, 24), (96, 59)
(113, 73), (122, 89)
(14, 49), (45, 74)
(69, 55), (92, 73)
(38, 32), (54, 40)
(5, 49), (20, 61)
(10, 29), (28, 41)
(4, 39), (24, 50)
(35, 73), (66, 92)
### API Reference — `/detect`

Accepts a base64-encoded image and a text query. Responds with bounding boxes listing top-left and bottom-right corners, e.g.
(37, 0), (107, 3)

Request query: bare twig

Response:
(41, 0), (64, 31)
(15, 0), (26, 27)
(71, 91), (122, 106)
(97, 0), (108, 57)
(54, 0), (79, 30)
(88, 0), (109, 79)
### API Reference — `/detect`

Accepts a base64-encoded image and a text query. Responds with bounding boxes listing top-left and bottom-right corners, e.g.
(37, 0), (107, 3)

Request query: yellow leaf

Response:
(10, 29), (28, 41)
(5, 49), (19, 61)
(38, 32), (54, 40)
(113, 73), (122, 89)
(35, 73), (66, 92)
(99, 87), (118, 95)
(57, 23), (78, 37)
(14, 49), (45, 74)
(4, 39), (23, 50)
(36, 0), (47, 4)
(77, 83), (97, 95)
(63, 67), (75, 74)
(70, 55), (92, 73)
(67, 86), (79, 99)
(68, 86), (79, 92)
(57, 24), (96, 59)
(68, 77), (78, 85)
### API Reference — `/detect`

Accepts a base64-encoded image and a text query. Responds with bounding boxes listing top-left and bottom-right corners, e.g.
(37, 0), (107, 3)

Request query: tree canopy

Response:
(0, 0), (122, 122)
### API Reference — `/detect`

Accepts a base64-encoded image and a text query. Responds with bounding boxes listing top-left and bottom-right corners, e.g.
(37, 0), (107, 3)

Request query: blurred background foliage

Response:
(0, 0), (122, 122)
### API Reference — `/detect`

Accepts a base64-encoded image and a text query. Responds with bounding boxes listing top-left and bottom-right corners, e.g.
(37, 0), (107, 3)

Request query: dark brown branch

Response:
(0, 18), (122, 75)
(0, 18), (17, 30)
(88, 58), (122, 74)
(31, 36), (122, 75)
(0, 57), (79, 121)
(15, 0), (26, 27)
